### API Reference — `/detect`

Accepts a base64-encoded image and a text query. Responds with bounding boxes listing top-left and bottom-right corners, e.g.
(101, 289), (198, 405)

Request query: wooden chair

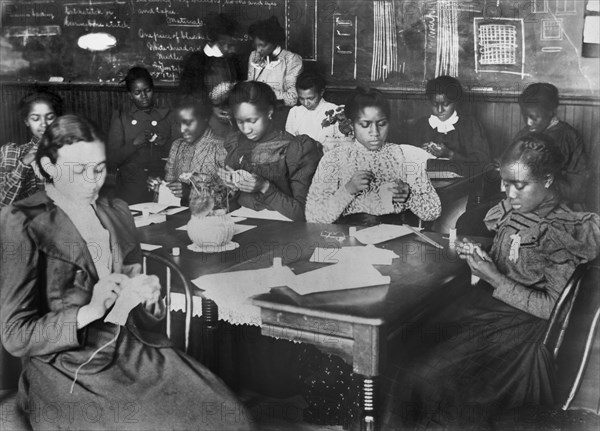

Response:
(142, 250), (194, 353)
(542, 264), (588, 360)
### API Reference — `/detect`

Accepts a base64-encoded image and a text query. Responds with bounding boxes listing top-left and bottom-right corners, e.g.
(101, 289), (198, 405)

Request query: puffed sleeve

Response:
(254, 135), (322, 221)
(306, 147), (355, 223)
(164, 139), (182, 182)
(492, 209), (600, 319)
(0, 206), (81, 357)
(285, 106), (301, 136)
(106, 109), (137, 170)
(0, 143), (29, 207)
(398, 145), (441, 221)
(280, 52), (303, 107)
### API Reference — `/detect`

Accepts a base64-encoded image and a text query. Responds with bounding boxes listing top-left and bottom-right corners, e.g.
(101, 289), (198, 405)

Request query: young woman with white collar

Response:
(247, 16), (303, 108)
(410, 75), (490, 166)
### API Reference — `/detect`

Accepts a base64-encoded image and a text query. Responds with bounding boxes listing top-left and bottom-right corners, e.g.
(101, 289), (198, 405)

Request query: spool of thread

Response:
(172, 247), (180, 256)
(273, 257), (282, 267)
(349, 227), (357, 237)
(142, 209), (150, 218)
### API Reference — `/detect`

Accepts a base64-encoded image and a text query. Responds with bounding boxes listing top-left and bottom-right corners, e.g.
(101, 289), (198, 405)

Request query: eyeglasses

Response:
(320, 231), (346, 242)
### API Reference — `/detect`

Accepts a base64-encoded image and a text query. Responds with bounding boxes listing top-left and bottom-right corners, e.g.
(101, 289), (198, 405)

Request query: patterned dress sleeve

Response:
(0, 143), (29, 207)
(255, 135), (322, 221)
(399, 145), (442, 221)
(164, 139), (182, 182)
(492, 207), (600, 319)
(306, 147), (356, 223)
(280, 52), (303, 107)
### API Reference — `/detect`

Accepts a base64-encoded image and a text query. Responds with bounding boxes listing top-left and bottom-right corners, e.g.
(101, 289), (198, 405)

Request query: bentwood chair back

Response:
(142, 250), (193, 353)
(542, 264), (588, 360)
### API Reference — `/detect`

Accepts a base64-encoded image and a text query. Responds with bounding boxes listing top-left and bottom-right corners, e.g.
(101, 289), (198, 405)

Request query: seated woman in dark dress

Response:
(515, 82), (589, 207)
(411, 75), (490, 166)
(382, 133), (600, 430)
(0, 115), (254, 431)
(218, 81), (322, 221)
(107, 66), (179, 204)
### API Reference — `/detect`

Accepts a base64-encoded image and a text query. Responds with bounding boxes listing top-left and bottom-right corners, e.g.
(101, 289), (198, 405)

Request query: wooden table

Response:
(137, 211), (477, 431)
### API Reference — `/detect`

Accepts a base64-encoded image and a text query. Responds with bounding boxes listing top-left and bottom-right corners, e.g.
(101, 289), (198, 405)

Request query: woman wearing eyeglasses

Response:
(0, 115), (254, 431)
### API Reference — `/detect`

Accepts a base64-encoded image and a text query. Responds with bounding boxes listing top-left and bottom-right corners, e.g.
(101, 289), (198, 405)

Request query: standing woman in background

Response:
(179, 13), (242, 138)
(107, 66), (179, 204)
(0, 91), (62, 207)
(247, 16), (303, 128)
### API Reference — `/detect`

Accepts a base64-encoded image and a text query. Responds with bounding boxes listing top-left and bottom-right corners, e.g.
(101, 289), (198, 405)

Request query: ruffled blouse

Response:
(484, 198), (600, 319)
(306, 141), (441, 224)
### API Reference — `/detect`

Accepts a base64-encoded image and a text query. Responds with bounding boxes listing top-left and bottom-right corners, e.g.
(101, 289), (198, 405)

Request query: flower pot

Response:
(187, 214), (235, 247)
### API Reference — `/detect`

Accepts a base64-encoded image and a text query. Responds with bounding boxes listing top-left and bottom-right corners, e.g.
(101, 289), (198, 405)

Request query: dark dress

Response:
(0, 192), (255, 431)
(382, 198), (600, 429)
(409, 115), (491, 166)
(224, 127), (322, 222)
(106, 104), (179, 204)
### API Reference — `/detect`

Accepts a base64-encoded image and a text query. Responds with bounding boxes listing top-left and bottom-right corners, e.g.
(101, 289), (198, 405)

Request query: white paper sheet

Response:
(380, 182), (396, 214)
(584, 16), (600, 44)
(230, 207), (292, 222)
(288, 261), (390, 295)
(140, 243), (162, 251)
(310, 245), (399, 265)
(352, 224), (413, 245)
(157, 183), (182, 207)
(587, 0), (600, 12)
(105, 288), (142, 326)
(134, 214), (166, 227)
(427, 171), (463, 179)
(130, 202), (170, 214)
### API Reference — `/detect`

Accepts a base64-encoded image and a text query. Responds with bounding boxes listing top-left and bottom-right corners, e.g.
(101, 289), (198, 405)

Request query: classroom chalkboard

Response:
(318, 0), (599, 95)
(0, 0), (316, 83)
(1, 0), (598, 95)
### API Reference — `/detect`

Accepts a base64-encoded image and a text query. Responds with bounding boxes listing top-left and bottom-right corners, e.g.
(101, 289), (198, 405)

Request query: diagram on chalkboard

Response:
(474, 17), (526, 78)
(371, 0), (399, 81)
(435, 0), (459, 77)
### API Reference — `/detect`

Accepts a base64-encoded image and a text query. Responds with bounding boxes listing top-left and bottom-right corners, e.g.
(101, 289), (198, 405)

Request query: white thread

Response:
(69, 326), (120, 394)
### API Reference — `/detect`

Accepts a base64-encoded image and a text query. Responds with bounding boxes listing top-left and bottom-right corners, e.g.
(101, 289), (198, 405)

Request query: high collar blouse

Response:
(306, 140), (441, 223)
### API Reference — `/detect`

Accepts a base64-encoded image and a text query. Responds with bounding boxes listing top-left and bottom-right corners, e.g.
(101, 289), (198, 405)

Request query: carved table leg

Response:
(201, 298), (219, 372)
(360, 376), (376, 431)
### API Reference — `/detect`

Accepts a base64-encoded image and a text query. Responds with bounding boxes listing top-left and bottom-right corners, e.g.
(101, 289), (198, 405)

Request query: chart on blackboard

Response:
(0, 0), (597, 95)
(0, 0), (316, 83)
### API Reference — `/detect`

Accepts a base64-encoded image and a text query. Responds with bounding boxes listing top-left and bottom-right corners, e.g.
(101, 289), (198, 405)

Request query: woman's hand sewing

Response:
(128, 275), (161, 307)
(345, 170), (374, 195)
(77, 274), (129, 329)
(457, 239), (503, 287)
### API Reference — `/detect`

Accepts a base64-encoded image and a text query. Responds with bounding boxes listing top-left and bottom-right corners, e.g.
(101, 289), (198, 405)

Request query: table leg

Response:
(201, 298), (219, 372)
(360, 376), (376, 431)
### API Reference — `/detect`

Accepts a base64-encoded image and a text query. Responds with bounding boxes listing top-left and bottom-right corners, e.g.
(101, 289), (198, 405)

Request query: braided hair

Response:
(500, 132), (563, 182)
